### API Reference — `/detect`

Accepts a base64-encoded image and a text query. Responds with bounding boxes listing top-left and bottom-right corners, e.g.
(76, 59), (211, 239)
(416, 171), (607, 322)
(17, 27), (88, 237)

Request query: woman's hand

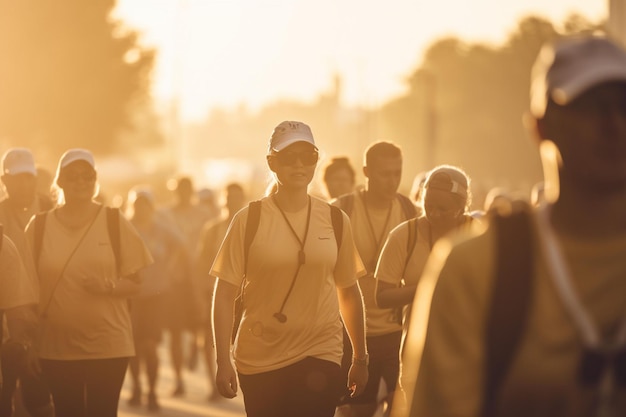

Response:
(215, 360), (238, 398)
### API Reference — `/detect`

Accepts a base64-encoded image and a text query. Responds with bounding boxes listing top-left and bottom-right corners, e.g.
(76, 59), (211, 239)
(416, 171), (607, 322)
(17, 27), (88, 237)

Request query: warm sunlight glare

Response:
(114, 0), (606, 122)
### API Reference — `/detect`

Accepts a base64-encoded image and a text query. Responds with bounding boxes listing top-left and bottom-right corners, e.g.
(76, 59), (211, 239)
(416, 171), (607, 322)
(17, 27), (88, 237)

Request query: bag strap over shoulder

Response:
(243, 200), (262, 277)
(396, 193), (418, 221)
(334, 193), (355, 218)
(34, 207), (121, 273)
(483, 209), (534, 417)
(329, 204), (343, 250)
(403, 217), (419, 278)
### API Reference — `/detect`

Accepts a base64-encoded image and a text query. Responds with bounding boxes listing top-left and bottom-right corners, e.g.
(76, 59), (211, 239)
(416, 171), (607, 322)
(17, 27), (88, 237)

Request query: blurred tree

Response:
(0, 0), (155, 156)
(379, 14), (599, 203)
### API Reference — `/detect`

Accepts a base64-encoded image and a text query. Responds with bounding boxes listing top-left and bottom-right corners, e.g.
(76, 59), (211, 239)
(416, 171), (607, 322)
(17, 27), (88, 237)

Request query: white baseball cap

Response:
(531, 36), (626, 117)
(58, 148), (96, 170)
(2, 148), (36, 176)
(268, 121), (317, 152)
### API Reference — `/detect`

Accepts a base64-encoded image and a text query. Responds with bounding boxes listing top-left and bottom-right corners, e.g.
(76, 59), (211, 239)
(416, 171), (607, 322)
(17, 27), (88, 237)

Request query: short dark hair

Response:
(364, 141), (402, 167)
(323, 157), (355, 183)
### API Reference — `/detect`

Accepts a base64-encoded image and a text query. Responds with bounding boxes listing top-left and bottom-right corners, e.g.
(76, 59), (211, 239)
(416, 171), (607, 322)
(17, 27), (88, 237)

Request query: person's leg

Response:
(285, 357), (343, 417)
(144, 338), (160, 411)
(378, 332), (402, 416)
(127, 349), (142, 406)
(239, 368), (288, 417)
(84, 358), (129, 417)
(203, 310), (219, 401)
(169, 328), (185, 396)
(18, 372), (54, 417)
(40, 359), (85, 417)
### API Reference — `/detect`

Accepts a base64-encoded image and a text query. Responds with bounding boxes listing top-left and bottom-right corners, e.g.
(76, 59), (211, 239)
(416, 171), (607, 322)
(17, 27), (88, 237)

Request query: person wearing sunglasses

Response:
(398, 36), (626, 417)
(24, 149), (153, 417)
(374, 165), (475, 332)
(211, 121), (369, 417)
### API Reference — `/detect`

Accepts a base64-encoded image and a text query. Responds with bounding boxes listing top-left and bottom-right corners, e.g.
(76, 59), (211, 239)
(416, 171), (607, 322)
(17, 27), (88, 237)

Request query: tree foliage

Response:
(378, 14), (601, 199)
(0, 0), (155, 156)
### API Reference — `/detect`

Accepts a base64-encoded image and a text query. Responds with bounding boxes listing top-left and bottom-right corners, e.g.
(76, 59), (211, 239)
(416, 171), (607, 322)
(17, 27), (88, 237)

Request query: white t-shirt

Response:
(211, 195), (365, 375)
(26, 207), (153, 360)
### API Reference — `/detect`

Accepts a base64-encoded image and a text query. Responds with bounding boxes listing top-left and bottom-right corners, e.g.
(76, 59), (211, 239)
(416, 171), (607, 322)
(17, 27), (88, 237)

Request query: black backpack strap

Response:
(106, 207), (121, 275)
(243, 200), (262, 276)
(397, 193), (418, 220)
(483, 209), (533, 417)
(33, 212), (48, 266)
(334, 193), (355, 218)
(403, 217), (418, 277)
(329, 204), (343, 250)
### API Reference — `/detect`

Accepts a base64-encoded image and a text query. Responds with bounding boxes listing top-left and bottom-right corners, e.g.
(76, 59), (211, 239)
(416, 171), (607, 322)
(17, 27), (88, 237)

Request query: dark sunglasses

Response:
(578, 347), (626, 387)
(62, 172), (97, 183)
(274, 150), (319, 166)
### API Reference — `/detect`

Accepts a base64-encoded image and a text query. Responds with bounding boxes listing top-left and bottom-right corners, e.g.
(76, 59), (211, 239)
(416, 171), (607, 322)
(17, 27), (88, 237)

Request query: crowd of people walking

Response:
(1, 33), (625, 417)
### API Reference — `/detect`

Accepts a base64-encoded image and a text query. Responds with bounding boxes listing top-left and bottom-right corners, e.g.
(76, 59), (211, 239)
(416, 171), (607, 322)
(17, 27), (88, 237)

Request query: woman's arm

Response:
(212, 278), (239, 398)
(337, 283), (369, 398)
(375, 280), (417, 309)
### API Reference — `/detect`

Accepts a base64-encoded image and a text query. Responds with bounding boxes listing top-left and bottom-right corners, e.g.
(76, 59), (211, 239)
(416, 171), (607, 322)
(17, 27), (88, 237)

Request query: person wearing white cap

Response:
(0, 147), (55, 417)
(24, 149), (153, 417)
(211, 121), (369, 417)
(374, 164), (475, 339)
(396, 36), (626, 417)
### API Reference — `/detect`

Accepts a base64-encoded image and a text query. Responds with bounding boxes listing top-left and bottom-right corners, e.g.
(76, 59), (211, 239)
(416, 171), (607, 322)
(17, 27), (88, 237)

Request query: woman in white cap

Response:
(375, 165), (476, 341)
(211, 121), (369, 417)
(25, 149), (153, 417)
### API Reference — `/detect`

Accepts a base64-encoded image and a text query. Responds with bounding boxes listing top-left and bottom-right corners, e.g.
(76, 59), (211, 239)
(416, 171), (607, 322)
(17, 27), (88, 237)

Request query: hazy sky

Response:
(114, 0), (607, 122)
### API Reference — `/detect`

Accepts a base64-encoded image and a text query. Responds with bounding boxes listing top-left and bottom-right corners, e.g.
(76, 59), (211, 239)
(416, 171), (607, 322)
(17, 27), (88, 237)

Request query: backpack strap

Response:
(33, 212), (48, 266)
(403, 217), (419, 277)
(334, 193), (355, 218)
(396, 193), (418, 220)
(483, 209), (533, 417)
(329, 204), (343, 250)
(243, 200), (262, 276)
(106, 207), (121, 276)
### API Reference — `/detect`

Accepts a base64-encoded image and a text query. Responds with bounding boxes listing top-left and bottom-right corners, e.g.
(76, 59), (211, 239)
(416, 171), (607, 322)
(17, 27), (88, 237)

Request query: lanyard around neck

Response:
(361, 190), (393, 264)
(272, 195), (311, 265)
(536, 204), (626, 349)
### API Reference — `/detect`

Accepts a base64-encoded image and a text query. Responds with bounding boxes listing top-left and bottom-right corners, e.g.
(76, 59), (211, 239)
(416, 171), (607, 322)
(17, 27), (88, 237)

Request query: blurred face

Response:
(365, 155), (402, 200)
(424, 188), (465, 230)
(175, 179), (194, 204)
(325, 168), (354, 199)
(1, 173), (37, 209)
(226, 186), (245, 215)
(57, 161), (97, 203)
(132, 196), (154, 221)
(543, 82), (626, 193)
(268, 142), (318, 190)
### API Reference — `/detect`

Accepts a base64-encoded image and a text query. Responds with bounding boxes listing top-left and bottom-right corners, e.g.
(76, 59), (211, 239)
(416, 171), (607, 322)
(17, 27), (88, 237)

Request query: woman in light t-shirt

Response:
(211, 121), (369, 417)
(25, 149), (153, 417)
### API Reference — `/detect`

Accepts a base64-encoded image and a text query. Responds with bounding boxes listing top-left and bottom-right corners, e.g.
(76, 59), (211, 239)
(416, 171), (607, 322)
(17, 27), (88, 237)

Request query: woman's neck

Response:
(273, 188), (309, 212)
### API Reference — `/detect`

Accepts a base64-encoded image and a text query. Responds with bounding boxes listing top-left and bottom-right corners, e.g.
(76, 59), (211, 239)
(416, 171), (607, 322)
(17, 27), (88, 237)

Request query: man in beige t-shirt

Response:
(333, 141), (416, 417)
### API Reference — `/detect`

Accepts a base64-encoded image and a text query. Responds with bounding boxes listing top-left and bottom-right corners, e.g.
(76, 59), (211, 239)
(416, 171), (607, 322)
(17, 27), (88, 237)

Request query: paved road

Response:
(118, 339), (245, 417)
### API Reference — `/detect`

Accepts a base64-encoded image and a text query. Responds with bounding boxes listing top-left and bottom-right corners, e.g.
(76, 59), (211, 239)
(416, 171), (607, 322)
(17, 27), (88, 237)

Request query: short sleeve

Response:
(375, 221), (410, 286)
(209, 208), (247, 286)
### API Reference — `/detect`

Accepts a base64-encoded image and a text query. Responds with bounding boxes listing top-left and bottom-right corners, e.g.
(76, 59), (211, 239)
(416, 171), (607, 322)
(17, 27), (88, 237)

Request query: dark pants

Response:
(341, 331), (402, 406)
(238, 357), (343, 417)
(0, 342), (53, 417)
(40, 357), (129, 417)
